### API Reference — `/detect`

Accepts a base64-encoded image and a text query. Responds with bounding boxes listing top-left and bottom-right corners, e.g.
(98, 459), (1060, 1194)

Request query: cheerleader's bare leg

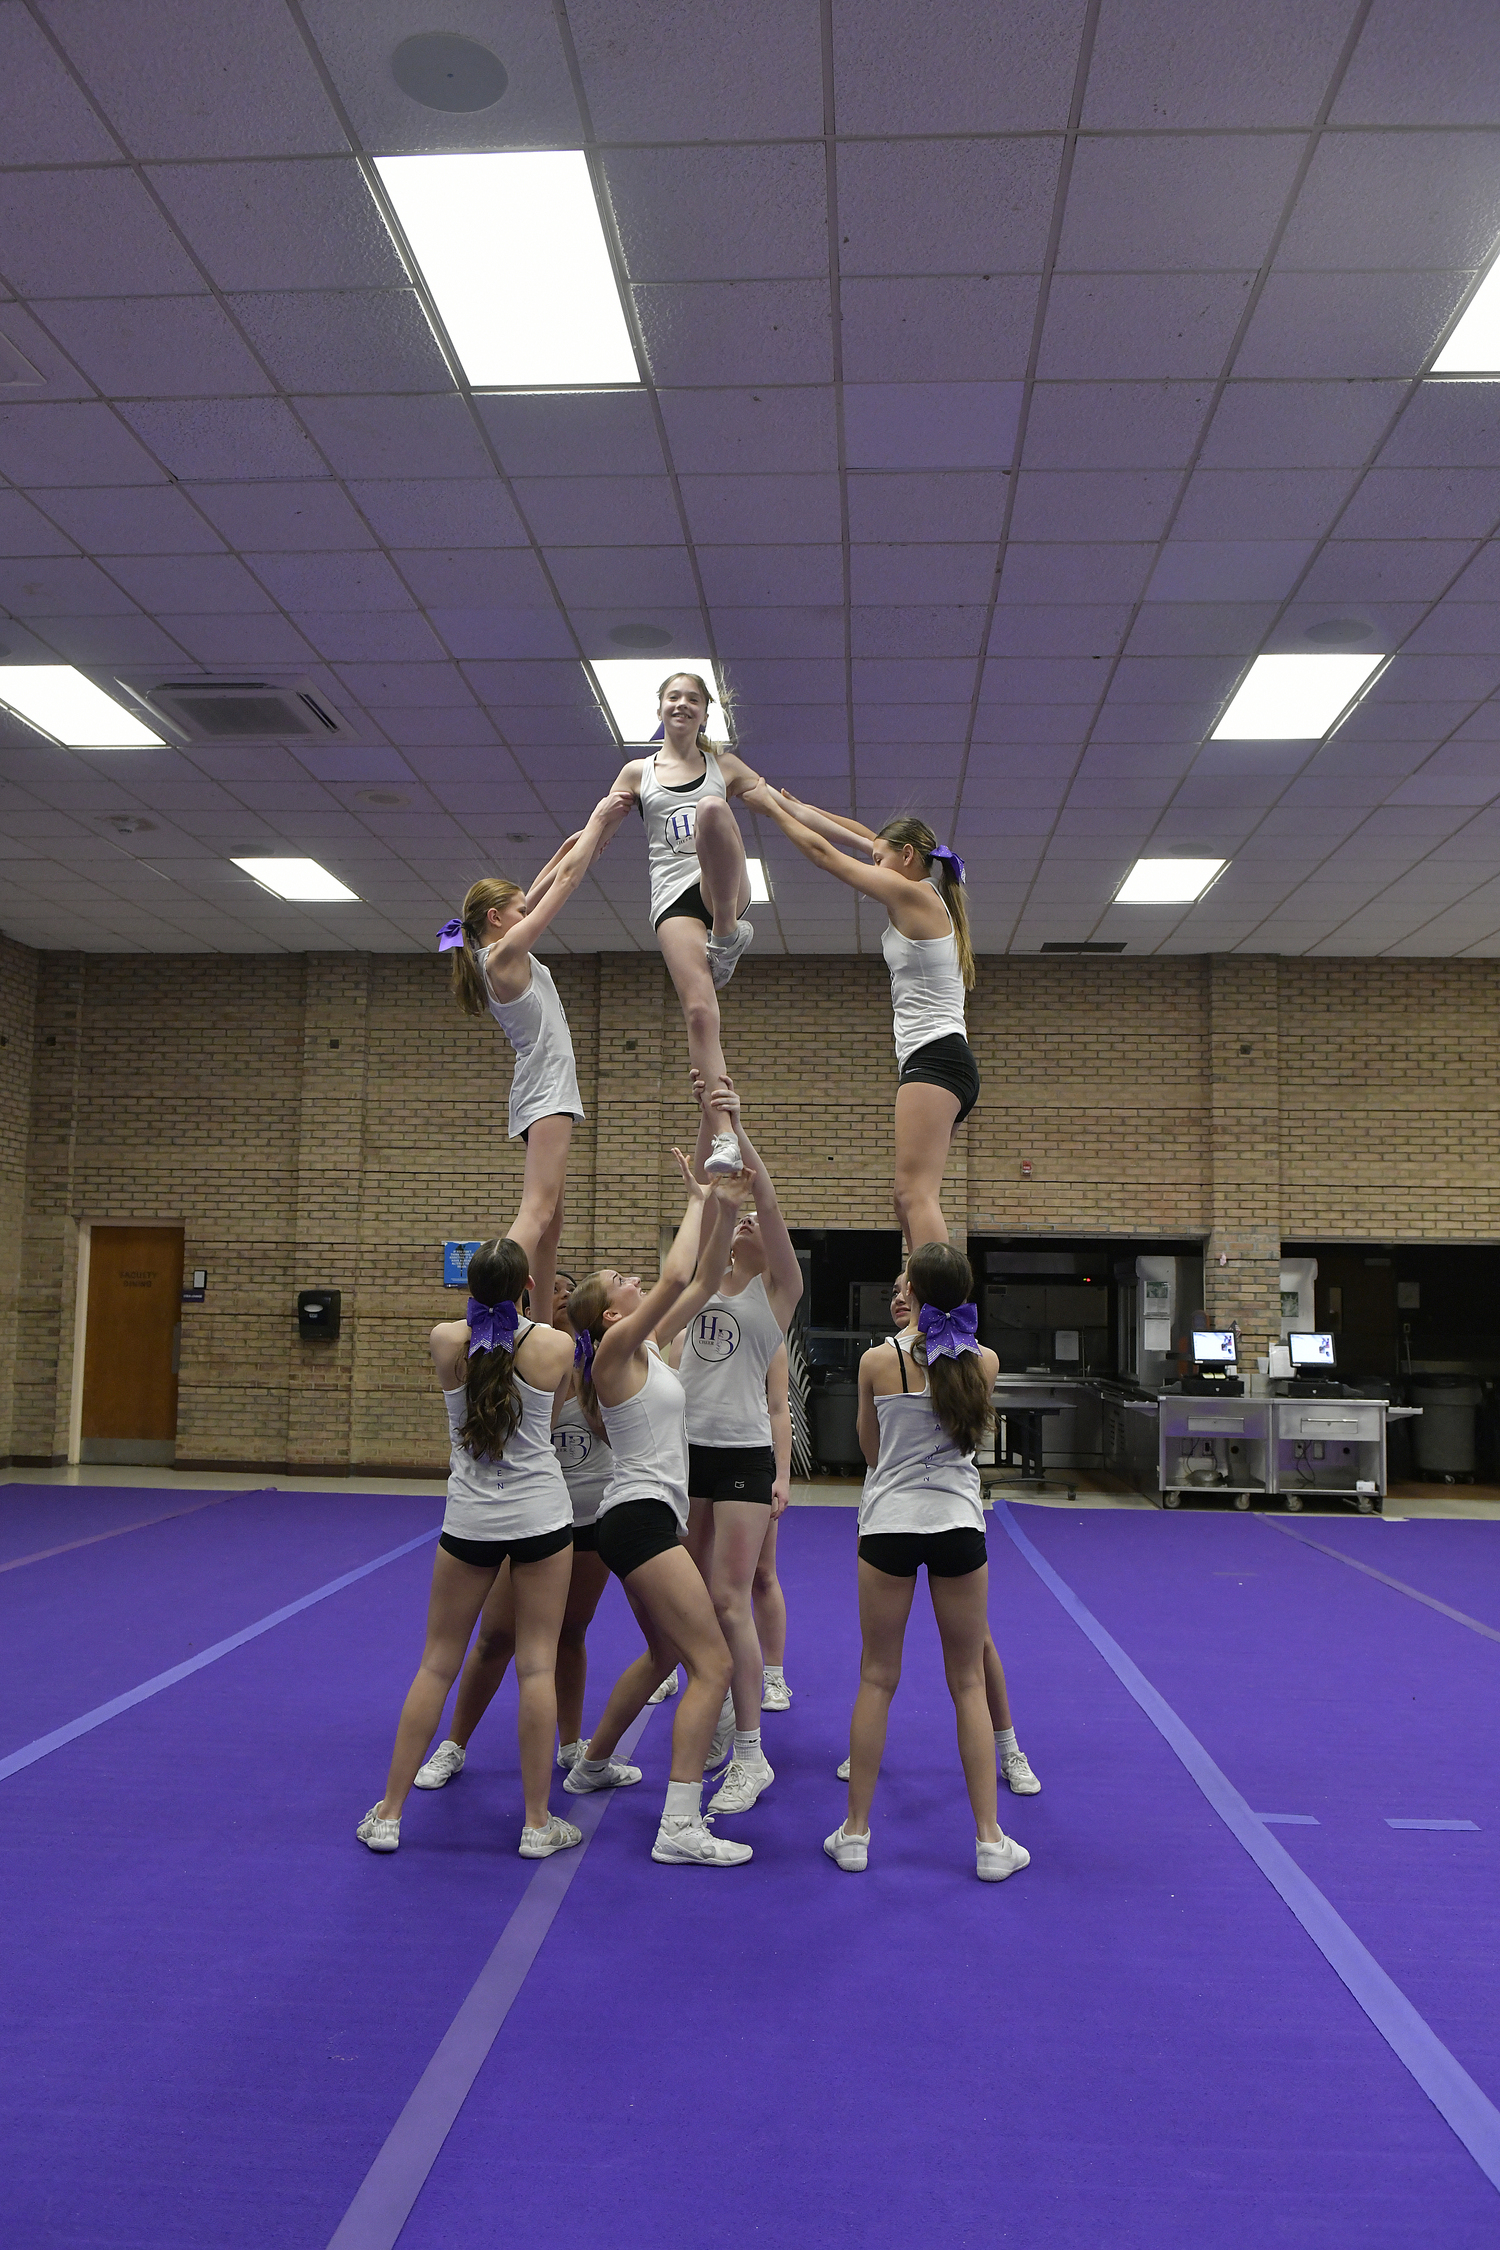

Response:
(892, 1080), (961, 1252)
(508, 1113), (571, 1316)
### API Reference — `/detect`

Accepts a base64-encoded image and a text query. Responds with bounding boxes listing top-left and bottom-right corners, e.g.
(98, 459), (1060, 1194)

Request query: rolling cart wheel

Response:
(1357, 1496), (1375, 1514)
(1233, 1493), (1251, 1510)
(1163, 1490), (1181, 1509)
(1284, 1495), (1303, 1513)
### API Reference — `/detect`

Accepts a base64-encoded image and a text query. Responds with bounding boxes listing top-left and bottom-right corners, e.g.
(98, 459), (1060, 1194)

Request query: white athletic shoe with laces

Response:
(519, 1814), (583, 1858)
(836, 1754), (851, 1781)
(761, 1674), (792, 1711)
(556, 1739), (584, 1771)
(704, 1695), (736, 1771)
(824, 1823), (869, 1872)
(707, 1755), (774, 1815)
(976, 1834), (1031, 1882)
(705, 917), (755, 989)
(563, 1749), (644, 1794)
(1001, 1748), (1042, 1795)
(647, 1668), (680, 1704)
(356, 1805), (400, 1853)
(414, 1740), (465, 1790)
(703, 1131), (745, 1178)
(651, 1815), (753, 1866)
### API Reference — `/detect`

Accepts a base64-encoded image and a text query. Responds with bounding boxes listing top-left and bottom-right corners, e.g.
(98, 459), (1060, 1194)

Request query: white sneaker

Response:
(1001, 1748), (1041, 1796)
(356, 1804), (399, 1853)
(563, 1749), (643, 1794)
(556, 1739), (584, 1771)
(977, 1834), (1031, 1882)
(519, 1814), (583, 1858)
(707, 1755), (774, 1815)
(824, 1823), (869, 1872)
(836, 1755), (851, 1781)
(703, 1131), (744, 1178)
(647, 1668), (680, 1704)
(704, 1695), (735, 1771)
(761, 1673), (792, 1711)
(414, 1740), (465, 1790)
(651, 1815), (753, 1866)
(705, 917), (754, 989)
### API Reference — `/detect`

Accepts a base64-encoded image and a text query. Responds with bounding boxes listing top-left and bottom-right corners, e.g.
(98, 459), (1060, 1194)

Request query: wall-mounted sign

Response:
(444, 1240), (482, 1289)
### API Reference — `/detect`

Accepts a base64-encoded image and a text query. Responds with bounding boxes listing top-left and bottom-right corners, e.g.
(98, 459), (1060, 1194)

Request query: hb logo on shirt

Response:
(553, 1427), (593, 1469)
(691, 1309), (741, 1362)
(665, 807), (697, 855)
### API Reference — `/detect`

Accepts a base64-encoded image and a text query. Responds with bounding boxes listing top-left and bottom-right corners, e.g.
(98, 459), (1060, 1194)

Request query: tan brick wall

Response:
(0, 933), (39, 1456)
(4, 944), (1498, 1470)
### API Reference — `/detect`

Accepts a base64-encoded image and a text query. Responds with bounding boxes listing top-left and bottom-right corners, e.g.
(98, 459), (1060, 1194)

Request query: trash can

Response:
(1410, 1379), (1482, 1479)
(810, 1378), (863, 1472)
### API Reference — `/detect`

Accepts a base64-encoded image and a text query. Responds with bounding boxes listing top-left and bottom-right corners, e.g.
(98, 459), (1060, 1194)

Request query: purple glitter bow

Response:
(436, 916), (466, 952)
(573, 1330), (595, 1378)
(918, 1300), (980, 1361)
(929, 844), (966, 885)
(467, 1296), (519, 1356)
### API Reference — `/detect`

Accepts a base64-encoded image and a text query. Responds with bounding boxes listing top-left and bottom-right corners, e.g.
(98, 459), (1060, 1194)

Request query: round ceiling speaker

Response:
(1303, 617), (1373, 645)
(391, 34), (508, 112)
(609, 622), (674, 649)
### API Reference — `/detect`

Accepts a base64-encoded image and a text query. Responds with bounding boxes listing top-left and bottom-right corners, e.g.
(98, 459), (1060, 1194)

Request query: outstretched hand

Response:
(707, 1168), (754, 1215)
(669, 1145), (709, 1200)
(690, 1066), (740, 1126)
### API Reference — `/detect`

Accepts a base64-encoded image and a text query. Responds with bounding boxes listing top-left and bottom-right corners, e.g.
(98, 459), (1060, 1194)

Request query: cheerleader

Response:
(564, 1159), (757, 1867)
(439, 791), (630, 1314)
(356, 1237), (580, 1858)
(747, 792), (976, 1250)
(599, 672), (767, 1176)
(824, 1241), (1030, 1883)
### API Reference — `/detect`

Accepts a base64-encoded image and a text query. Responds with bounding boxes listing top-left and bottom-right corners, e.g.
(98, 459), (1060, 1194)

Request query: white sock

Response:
(734, 1728), (762, 1763)
(663, 1779), (702, 1823)
(995, 1727), (1019, 1757)
(763, 1665), (785, 1685)
(559, 1739), (581, 1762)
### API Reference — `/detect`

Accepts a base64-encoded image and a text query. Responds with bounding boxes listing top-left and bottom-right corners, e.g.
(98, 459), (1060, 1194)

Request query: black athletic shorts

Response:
(688, 1441), (776, 1506)
(439, 1524), (574, 1569)
(570, 1519), (599, 1553)
(858, 1526), (988, 1578)
(653, 880), (713, 933)
(898, 1032), (980, 1124)
(594, 1497), (682, 1579)
(520, 1111), (576, 1145)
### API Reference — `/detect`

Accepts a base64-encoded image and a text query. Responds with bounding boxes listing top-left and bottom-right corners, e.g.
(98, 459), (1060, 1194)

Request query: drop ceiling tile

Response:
(460, 659), (598, 708)
(228, 289), (451, 395)
(428, 609), (577, 661)
(489, 703), (615, 750)
(734, 715), (848, 757)
(106, 553), (276, 613)
(718, 606), (843, 661)
(1022, 382), (1212, 471)
(296, 395), (494, 481)
(855, 705), (968, 744)
(1085, 0), (1351, 126)
(849, 546), (996, 606)
(981, 656), (1106, 704)
(840, 277), (1037, 383)
(1402, 605), (1500, 657)
(1088, 701), (1215, 743)
(847, 472), (1006, 544)
(187, 479), (377, 552)
(0, 168), (202, 297)
(540, 545), (698, 611)
(0, 4), (121, 161)
(25, 613), (188, 668)
(852, 606), (984, 660)
(730, 659), (846, 703)
(147, 158), (406, 292)
(1334, 466), (1500, 543)
(40, 295), (273, 400)
(512, 475), (682, 548)
(1040, 272), (1253, 381)
(300, 0), (578, 152)
(837, 138), (1060, 275)
(1146, 540), (1317, 603)
(1059, 134), (1304, 271)
(854, 745), (964, 782)
(1128, 602), (1279, 656)
(573, 0), (823, 134)
(346, 478), (523, 550)
(656, 387), (835, 478)
(605, 144), (826, 282)
(1333, 1), (1500, 126)
(971, 703), (1093, 743)
(1065, 773), (1173, 812)
(0, 493), (79, 561)
(1202, 379), (1402, 471)
(389, 548), (555, 611)
(152, 612), (316, 668)
(1236, 269), (1469, 380)
(1281, 129), (1500, 271)
(1367, 653), (1500, 702)
(1077, 743), (1196, 782)
(997, 542), (1154, 605)
(0, 552), (137, 625)
(36, 485), (221, 557)
(0, 403), (166, 486)
(833, 0), (1085, 134)
(633, 281), (832, 386)
(0, 304), (99, 399)
(697, 545), (843, 607)
(1177, 467), (1358, 543)
(241, 550), (410, 614)
(568, 610), (706, 660)
(1268, 600), (1423, 652)
(119, 398), (326, 482)
(1297, 539), (1474, 604)
(989, 605), (1133, 659)
(470, 394), (660, 483)
(851, 657), (975, 703)
(1008, 471), (1179, 543)
(681, 473), (841, 547)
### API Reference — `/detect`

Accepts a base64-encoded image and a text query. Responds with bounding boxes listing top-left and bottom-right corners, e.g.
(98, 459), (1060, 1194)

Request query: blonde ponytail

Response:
(877, 816), (974, 988)
(448, 876), (523, 1017)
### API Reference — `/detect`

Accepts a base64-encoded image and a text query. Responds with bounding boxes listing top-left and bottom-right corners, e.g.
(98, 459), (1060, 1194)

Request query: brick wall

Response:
(2, 943), (1497, 1469)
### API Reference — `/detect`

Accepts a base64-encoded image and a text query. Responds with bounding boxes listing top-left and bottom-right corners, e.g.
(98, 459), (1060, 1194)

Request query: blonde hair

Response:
(564, 1270), (612, 1419)
(657, 670), (722, 755)
(448, 875), (524, 1017)
(878, 815), (974, 988)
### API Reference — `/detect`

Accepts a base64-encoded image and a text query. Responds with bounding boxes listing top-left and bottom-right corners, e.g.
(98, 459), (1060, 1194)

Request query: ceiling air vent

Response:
(135, 677), (356, 744)
(1040, 941), (1126, 954)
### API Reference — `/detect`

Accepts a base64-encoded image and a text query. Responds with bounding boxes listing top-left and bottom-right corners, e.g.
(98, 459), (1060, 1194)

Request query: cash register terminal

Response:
(1183, 1330), (1244, 1397)
(1284, 1332), (1344, 1397)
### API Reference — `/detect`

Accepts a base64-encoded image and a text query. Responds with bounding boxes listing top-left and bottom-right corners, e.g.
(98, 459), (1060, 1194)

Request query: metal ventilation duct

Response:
(135, 678), (356, 744)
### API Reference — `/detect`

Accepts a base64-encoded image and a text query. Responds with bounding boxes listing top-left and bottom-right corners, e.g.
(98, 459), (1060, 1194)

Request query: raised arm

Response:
(593, 1156), (714, 1375)
(754, 789), (935, 915)
(658, 1172), (751, 1342)
(492, 791), (633, 964)
(747, 786), (875, 849)
(695, 1073), (803, 1328)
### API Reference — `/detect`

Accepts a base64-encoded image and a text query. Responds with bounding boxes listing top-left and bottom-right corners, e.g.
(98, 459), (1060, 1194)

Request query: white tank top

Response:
(857, 1336), (985, 1539)
(597, 1341), (690, 1531)
(880, 879), (968, 1069)
(680, 1273), (782, 1447)
(481, 947), (585, 1140)
(639, 751), (729, 924)
(442, 1322), (571, 1543)
(551, 1393), (612, 1527)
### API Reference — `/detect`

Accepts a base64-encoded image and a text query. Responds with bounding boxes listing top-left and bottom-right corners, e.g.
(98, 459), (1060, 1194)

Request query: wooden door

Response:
(80, 1226), (185, 1464)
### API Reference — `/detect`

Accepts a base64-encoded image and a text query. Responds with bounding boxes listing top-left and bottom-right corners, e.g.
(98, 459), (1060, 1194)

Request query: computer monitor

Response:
(1190, 1330), (1237, 1366)
(1289, 1331), (1337, 1369)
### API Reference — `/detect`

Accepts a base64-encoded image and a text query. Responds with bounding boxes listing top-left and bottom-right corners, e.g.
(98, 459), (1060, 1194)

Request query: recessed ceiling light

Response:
(1212, 652), (1384, 740)
(589, 657), (728, 746)
(1432, 258), (1500, 375)
(609, 622), (674, 650)
(1115, 858), (1226, 905)
(0, 665), (162, 748)
(390, 32), (507, 112)
(232, 857), (359, 903)
(746, 858), (771, 903)
(373, 151), (638, 389)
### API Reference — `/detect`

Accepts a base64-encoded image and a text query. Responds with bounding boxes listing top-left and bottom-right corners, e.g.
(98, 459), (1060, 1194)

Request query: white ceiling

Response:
(1, 0), (1499, 958)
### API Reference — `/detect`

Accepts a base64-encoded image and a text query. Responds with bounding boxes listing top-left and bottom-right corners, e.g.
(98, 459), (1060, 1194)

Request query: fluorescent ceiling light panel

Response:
(373, 151), (638, 388)
(232, 857), (359, 902)
(1115, 858), (1226, 905)
(590, 658), (729, 746)
(746, 857), (771, 903)
(0, 665), (162, 747)
(1212, 652), (1383, 740)
(1433, 260), (1500, 374)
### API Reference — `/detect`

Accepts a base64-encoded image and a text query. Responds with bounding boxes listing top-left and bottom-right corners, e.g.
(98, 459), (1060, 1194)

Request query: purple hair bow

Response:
(467, 1297), (519, 1356)
(437, 916), (466, 952)
(573, 1330), (595, 1378)
(918, 1300), (980, 1362)
(929, 844), (966, 885)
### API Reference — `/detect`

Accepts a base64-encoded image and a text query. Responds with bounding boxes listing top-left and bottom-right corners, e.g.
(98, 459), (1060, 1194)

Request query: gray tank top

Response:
(680, 1273), (782, 1447)
(857, 1336), (984, 1539)
(551, 1393), (612, 1527)
(441, 1320), (571, 1543)
(598, 1341), (690, 1531)
(880, 879), (967, 1068)
(639, 751), (729, 924)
